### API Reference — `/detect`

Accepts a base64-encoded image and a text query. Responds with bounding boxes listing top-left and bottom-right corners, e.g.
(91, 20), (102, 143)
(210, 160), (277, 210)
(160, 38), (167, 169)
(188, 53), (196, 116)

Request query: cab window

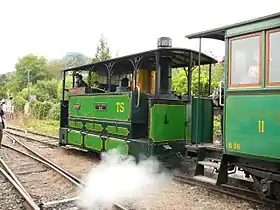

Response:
(266, 29), (280, 85)
(229, 33), (261, 87)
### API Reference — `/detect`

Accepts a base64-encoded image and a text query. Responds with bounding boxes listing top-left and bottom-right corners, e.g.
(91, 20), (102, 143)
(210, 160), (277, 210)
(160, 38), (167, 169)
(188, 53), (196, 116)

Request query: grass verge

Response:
(7, 112), (59, 136)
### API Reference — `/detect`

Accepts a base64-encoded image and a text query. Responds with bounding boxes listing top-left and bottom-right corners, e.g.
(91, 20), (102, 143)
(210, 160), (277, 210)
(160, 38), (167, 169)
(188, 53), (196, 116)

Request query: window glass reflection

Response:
(268, 31), (280, 83)
(230, 35), (260, 85)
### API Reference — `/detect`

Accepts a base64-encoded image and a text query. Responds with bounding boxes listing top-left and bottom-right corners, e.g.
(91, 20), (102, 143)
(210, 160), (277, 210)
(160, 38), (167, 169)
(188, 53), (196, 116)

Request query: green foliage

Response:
(93, 35), (112, 62)
(0, 87), (7, 99)
(57, 76), (72, 100)
(0, 74), (8, 86)
(172, 64), (224, 96)
(213, 115), (221, 134)
(17, 87), (38, 101)
(33, 79), (58, 102)
(15, 54), (50, 91)
(47, 103), (60, 120)
(29, 101), (53, 119)
(12, 96), (27, 112)
(46, 59), (64, 79)
(172, 68), (188, 96)
(4, 73), (20, 95)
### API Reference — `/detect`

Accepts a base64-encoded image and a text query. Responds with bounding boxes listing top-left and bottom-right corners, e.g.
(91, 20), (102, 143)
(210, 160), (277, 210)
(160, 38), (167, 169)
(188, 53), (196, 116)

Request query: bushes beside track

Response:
(12, 96), (60, 120)
(12, 96), (26, 113)
(29, 101), (53, 119)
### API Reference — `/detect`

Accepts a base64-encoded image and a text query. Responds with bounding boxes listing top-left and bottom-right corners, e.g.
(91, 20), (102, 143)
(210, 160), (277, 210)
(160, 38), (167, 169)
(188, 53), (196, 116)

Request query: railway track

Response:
(1, 130), (131, 210)
(0, 165), (38, 210)
(5, 126), (92, 153)
(5, 126), (277, 209)
(174, 175), (261, 203)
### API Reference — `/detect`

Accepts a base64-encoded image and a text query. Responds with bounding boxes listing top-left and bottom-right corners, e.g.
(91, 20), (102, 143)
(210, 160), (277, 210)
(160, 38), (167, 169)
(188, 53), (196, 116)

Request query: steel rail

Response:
(4, 131), (83, 185)
(0, 167), (41, 210)
(2, 143), (83, 188)
(4, 132), (129, 210)
(173, 175), (263, 204)
(113, 203), (131, 210)
(5, 128), (89, 153)
(0, 157), (30, 196)
(6, 126), (58, 139)
(5, 129), (58, 147)
(40, 197), (80, 207)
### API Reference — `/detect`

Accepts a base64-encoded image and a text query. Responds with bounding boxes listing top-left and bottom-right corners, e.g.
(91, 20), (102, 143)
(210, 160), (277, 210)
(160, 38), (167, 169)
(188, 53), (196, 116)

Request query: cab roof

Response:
(63, 47), (217, 75)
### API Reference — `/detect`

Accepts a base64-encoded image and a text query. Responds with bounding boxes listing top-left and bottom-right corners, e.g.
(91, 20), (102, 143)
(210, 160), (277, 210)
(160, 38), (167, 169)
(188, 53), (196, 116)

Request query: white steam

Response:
(77, 149), (173, 209)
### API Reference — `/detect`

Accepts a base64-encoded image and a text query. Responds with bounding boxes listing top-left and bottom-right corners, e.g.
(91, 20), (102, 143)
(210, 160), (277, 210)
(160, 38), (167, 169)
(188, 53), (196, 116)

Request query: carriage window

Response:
(229, 34), (261, 87)
(267, 30), (280, 85)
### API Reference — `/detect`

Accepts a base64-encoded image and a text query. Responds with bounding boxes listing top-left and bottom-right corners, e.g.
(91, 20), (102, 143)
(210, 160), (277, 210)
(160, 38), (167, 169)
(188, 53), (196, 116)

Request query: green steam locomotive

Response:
(59, 37), (216, 166)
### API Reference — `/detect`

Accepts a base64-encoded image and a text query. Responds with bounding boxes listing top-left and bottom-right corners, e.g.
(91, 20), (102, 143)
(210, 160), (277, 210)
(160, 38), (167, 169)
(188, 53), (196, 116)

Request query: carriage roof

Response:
(185, 12), (280, 41)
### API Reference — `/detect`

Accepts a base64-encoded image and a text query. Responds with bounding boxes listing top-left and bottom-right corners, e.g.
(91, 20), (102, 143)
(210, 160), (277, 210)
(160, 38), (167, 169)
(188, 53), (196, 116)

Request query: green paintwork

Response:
(85, 122), (103, 132)
(106, 125), (129, 136)
(68, 130), (82, 146)
(149, 104), (186, 142)
(105, 137), (128, 155)
(69, 94), (131, 121)
(84, 133), (102, 151)
(191, 97), (213, 144)
(185, 104), (192, 143)
(225, 95), (280, 159)
(69, 120), (83, 129)
(226, 17), (280, 37)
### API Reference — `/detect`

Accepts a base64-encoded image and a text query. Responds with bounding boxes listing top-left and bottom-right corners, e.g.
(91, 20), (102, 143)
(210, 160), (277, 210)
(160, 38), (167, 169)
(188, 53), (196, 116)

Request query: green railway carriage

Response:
(59, 39), (217, 167)
(185, 12), (280, 202)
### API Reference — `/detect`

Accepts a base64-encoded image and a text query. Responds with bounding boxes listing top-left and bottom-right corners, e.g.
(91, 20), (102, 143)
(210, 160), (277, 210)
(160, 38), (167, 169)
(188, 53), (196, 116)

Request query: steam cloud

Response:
(77, 149), (173, 209)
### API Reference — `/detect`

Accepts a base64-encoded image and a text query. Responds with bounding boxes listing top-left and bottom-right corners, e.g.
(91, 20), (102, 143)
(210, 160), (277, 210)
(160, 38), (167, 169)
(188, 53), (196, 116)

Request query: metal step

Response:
(193, 175), (217, 185)
(198, 160), (220, 169)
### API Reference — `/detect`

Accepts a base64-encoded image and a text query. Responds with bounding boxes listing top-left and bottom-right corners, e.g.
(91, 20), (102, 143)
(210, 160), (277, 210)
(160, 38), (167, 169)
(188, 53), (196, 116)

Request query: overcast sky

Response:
(0, 0), (278, 74)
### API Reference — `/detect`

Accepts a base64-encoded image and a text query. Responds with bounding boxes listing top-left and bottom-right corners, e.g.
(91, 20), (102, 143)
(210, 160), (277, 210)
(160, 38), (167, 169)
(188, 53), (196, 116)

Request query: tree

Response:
(15, 54), (50, 91)
(4, 72), (21, 95)
(0, 86), (7, 99)
(93, 35), (111, 62)
(172, 63), (224, 97)
(62, 52), (91, 69)
(46, 59), (64, 79)
(0, 74), (8, 86)
(33, 79), (58, 101)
